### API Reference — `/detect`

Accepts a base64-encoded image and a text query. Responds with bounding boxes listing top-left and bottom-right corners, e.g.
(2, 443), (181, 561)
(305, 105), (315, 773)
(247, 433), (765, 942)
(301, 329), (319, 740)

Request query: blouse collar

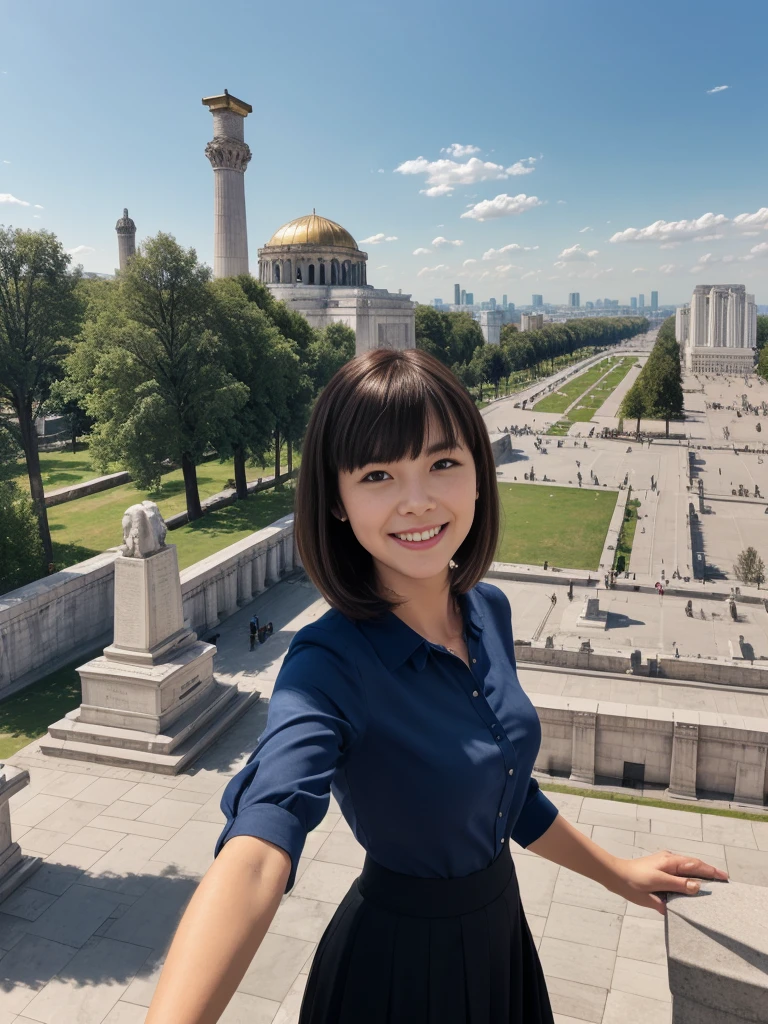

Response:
(357, 588), (484, 673)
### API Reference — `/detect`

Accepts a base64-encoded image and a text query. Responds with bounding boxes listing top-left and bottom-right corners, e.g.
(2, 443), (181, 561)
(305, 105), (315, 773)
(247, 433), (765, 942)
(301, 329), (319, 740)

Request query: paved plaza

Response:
(3, 580), (768, 1024)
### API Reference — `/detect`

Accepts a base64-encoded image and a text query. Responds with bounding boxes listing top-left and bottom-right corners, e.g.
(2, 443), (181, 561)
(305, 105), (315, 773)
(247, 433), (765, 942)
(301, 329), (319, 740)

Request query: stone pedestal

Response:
(666, 720), (699, 801)
(733, 750), (767, 806)
(575, 596), (608, 630)
(41, 514), (257, 774)
(666, 881), (768, 1023)
(0, 766), (41, 903)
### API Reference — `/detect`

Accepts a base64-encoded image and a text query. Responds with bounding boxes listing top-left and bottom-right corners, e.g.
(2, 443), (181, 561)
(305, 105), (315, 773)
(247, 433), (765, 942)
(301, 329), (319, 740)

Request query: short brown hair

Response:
(295, 348), (500, 620)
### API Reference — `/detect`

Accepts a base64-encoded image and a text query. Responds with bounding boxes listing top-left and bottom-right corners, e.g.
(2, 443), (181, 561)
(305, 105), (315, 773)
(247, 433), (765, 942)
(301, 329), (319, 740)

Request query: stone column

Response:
(0, 767), (41, 902)
(237, 558), (252, 606)
(667, 720), (699, 801)
(223, 569), (238, 617)
(734, 746), (768, 805)
(284, 532), (294, 573)
(265, 545), (279, 587)
(569, 710), (597, 785)
(204, 580), (220, 630)
(252, 552), (266, 594)
(202, 91), (253, 279)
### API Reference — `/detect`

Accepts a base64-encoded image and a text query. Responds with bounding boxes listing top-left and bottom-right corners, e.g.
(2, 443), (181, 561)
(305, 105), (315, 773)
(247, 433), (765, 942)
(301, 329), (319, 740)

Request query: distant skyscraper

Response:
(465, 292), (474, 305)
(454, 283), (461, 305)
(461, 289), (467, 305)
(502, 294), (508, 309)
(568, 292), (580, 308)
(585, 301), (594, 310)
(490, 297), (497, 310)
(115, 208), (136, 271)
(432, 299), (443, 307)
(651, 291), (658, 310)
(638, 293), (645, 308)
(683, 284), (756, 373)
(507, 301), (514, 312)
(630, 297), (637, 309)
(532, 294), (543, 308)
(520, 313), (544, 331)
(595, 299), (603, 309)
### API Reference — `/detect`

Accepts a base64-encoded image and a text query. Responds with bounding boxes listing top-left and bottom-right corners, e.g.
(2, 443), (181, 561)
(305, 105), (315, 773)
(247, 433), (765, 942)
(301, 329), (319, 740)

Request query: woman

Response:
(146, 348), (726, 1024)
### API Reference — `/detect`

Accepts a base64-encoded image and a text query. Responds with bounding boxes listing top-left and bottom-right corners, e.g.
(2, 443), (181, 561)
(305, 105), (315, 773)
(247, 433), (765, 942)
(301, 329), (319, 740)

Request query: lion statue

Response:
(120, 501), (167, 558)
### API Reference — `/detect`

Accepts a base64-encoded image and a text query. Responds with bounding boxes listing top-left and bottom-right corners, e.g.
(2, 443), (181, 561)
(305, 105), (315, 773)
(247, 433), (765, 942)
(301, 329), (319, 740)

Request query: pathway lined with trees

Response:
(620, 316), (684, 437)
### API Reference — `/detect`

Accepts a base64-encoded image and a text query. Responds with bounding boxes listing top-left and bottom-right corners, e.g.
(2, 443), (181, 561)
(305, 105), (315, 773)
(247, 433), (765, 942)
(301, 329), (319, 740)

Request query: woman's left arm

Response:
(526, 811), (728, 916)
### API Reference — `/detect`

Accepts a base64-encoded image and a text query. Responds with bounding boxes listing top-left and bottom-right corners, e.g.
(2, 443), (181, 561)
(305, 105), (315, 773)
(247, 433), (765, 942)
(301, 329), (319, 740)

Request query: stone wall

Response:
(0, 515), (296, 697)
(531, 690), (768, 805)
(44, 472), (132, 508)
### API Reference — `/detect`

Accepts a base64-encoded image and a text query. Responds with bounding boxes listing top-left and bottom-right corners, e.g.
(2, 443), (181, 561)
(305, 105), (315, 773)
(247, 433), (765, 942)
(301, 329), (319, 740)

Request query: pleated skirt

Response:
(298, 845), (554, 1024)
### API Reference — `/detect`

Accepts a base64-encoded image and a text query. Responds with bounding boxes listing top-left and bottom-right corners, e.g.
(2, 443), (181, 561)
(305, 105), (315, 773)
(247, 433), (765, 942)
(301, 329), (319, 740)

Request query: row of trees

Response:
(0, 227), (355, 586)
(416, 307), (649, 400)
(620, 316), (684, 437)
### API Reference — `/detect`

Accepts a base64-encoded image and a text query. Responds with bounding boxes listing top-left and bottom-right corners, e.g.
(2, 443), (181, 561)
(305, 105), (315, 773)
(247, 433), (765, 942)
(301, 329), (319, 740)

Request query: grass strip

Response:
(533, 357), (622, 414)
(539, 781), (768, 823)
(613, 497), (640, 571)
(567, 358), (635, 423)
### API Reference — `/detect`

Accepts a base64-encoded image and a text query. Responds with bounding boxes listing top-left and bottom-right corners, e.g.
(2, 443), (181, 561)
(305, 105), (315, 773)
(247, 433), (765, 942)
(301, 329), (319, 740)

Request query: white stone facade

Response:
(479, 309), (503, 345)
(520, 313), (544, 331)
(684, 284), (757, 373)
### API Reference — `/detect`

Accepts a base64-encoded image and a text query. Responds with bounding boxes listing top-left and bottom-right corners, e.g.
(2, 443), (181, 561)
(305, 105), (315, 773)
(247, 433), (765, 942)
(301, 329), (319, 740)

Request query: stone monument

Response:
(575, 595), (608, 630)
(41, 502), (258, 773)
(0, 764), (40, 902)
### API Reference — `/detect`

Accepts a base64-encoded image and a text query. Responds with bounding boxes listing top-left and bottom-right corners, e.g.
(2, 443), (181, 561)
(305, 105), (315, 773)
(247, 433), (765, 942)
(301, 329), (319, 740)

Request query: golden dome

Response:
(265, 213), (358, 250)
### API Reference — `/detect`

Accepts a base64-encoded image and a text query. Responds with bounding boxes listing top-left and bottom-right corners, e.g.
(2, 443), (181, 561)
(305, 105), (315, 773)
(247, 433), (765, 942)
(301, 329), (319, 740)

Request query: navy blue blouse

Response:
(215, 581), (559, 892)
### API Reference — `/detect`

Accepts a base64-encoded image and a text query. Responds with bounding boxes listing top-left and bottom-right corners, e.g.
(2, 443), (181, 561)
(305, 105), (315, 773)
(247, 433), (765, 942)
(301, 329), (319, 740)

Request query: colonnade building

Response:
(676, 284), (757, 375)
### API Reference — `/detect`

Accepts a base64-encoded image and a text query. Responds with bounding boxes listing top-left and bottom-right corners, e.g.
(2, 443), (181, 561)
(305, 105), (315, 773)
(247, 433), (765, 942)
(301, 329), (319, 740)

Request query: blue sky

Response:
(3, 0), (767, 306)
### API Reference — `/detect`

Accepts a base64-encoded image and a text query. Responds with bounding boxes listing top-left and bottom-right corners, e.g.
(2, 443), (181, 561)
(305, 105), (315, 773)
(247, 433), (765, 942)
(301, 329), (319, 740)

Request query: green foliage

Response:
(470, 344), (509, 397)
(756, 315), (768, 352)
(758, 345), (768, 382)
(734, 546), (766, 587)
(0, 480), (45, 592)
(619, 317), (684, 436)
(620, 381), (645, 431)
(305, 321), (356, 392)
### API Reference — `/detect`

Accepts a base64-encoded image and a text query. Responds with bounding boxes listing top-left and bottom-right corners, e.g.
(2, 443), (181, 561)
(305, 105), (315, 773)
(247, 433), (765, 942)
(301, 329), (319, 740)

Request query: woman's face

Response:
(336, 416), (478, 587)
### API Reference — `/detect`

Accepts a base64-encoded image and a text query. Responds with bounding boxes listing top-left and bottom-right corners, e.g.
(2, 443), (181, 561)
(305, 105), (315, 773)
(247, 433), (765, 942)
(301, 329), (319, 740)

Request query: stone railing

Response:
(532, 691), (768, 806)
(0, 514), (297, 696)
(666, 881), (768, 1022)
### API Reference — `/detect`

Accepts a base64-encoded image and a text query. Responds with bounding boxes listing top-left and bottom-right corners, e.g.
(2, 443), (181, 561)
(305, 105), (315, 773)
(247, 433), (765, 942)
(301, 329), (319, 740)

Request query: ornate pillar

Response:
(202, 91), (253, 279)
(265, 545), (279, 587)
(237, 558), (252, 606)
(667, 720), (699, 801)
(252, 552), (266, 594)
(569, 710), (597, 785)
(203, 581), (219, 630)
(284, 532), (294, 573)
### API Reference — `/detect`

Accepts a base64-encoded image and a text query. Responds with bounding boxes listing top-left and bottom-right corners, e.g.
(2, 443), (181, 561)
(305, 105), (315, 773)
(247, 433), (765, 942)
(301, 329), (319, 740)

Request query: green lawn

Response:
(0, 663), (83, 759)
(613, 497), (641, 572)
(545, 420), (572, 436)
(568, 359), (635, 423)
(13, 444), (120, 493)
(41, 449), (297, 571)
(533, 357), (623, 414)
(496, 482), (617, 570)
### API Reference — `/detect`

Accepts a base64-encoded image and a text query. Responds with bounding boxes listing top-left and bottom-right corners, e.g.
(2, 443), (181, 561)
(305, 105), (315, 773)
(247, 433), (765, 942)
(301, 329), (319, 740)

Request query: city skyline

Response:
(2, 0), (767, 305)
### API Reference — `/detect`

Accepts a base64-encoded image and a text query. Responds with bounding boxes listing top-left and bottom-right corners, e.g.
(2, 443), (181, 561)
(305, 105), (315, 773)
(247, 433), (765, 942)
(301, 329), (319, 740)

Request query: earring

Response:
(340, 515), (347, 522)
(448, 559), (458, 569)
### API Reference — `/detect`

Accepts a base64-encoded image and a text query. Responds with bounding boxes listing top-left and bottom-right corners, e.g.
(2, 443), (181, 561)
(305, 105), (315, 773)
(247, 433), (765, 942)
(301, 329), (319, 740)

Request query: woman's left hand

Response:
(606, 850), (729, 916)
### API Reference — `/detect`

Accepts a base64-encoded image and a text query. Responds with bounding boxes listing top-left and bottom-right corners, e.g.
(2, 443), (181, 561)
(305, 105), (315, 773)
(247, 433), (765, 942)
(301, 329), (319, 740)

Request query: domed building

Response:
(257, 211), (415, 356)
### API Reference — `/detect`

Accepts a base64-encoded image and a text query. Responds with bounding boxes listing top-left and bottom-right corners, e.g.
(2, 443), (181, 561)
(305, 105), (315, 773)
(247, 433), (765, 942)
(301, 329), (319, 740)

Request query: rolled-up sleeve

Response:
(214, 627), (366, 892)
(510, 777), (559, 848)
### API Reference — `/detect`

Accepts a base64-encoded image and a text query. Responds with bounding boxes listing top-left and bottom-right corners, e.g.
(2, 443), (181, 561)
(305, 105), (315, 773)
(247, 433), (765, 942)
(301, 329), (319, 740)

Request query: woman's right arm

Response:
(145, 835), (291, 1024)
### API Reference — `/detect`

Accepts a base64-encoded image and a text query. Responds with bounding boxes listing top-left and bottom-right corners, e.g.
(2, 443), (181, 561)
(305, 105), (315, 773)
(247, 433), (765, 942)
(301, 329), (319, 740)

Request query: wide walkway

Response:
(4, 580), (768, 1023)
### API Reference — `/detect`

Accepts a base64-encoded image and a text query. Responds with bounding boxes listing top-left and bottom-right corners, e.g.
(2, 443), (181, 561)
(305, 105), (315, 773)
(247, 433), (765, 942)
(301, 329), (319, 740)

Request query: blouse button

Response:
(472, 690), (479, 697)
(498, 812), (503, 817)
(472, 658), (477, 663)
(508, 769), (515, 776)
(495, 735), (501, 741)
(500, 838), (505, 843)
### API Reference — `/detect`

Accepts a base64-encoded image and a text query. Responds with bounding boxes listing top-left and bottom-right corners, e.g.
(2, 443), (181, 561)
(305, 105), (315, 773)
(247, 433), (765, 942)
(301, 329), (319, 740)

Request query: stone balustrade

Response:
(666, 881), (768, 1022)
(0, 514), (297, 696)
(532, 691), (768, 806)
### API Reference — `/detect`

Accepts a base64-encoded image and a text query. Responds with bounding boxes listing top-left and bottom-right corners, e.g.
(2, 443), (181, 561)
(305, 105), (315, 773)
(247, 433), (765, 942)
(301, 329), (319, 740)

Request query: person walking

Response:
(248, 615), (259, 652)
(146, 349), (726, 1024)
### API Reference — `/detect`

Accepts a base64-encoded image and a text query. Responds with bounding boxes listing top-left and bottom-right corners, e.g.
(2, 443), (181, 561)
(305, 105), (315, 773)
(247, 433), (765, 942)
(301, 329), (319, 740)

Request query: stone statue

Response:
(120, 501), (167, 558)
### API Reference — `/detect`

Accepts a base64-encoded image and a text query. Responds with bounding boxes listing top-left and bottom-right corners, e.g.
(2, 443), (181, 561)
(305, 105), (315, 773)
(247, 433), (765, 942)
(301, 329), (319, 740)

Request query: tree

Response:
(734, 547), (766, 588)
(0, 227), (82, 569)
(414, 305), (450, 363)
(758, 345), (768, 383)
(642, 353), (683, 437)
(0, 418), (44, 593)
(305, 321), (356, 392)
(499, 322), (518, 346)
(621, 382), (646, 436)
(756, 315), (768, 352)
(85, 234), (247, 520)
(445, 311), (483, 365)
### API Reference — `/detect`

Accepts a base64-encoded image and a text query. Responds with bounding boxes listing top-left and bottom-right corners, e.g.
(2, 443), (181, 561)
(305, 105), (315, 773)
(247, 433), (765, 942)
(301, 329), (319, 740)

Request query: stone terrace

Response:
(4, 579), (768, 1023)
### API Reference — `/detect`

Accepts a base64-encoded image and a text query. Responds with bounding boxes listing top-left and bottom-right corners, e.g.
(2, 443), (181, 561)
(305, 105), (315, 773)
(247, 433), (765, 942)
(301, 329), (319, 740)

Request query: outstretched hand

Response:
(606, 850), (729, 916)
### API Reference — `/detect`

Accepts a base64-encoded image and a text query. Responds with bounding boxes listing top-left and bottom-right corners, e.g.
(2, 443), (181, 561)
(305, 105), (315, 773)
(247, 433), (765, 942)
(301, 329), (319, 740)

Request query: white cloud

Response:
(431, 236), (463, 248)
(733, 207), (768, 230)
(579, 226), (593, 233)
(2, 160), (10, 164)
(481, 243), (538, 260)
(461, 193), (543, 221)
(462, 259), (478, 267)
(557, 200), (567, 205)
(742, 231), (761, 237)
(610, 212), (729, 244)
(659, 242), (681, 250)
(694, 233), (724, 242)
(417, 264), (450, 277)
(706, 85), (729, 93)
(67, 245), (95, 257)
(749, 242), (768, 256)
(412, 247), (432, 255)
(376, 264), (388, 269)
(658, 263), (677, 274)
(631, 267), (650, 275)
(359, 233), (397, 244)
(495, 264), (522, 273)
(377, 168), (385, 173)
(34, 204), (44, 210)
(441, 143), (481, 157)
(33, 215), (40, 219)
(507, 157), (537, 176)
(520, 271), (538, 279)
(556, 243), (599, 262)
(0, 193), (30, 206)
(396, 154), (537, 196)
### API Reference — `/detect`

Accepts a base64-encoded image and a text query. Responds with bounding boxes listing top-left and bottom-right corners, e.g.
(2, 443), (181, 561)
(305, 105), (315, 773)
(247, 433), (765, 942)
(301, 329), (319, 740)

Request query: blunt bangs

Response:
(295, 348), (500, 621)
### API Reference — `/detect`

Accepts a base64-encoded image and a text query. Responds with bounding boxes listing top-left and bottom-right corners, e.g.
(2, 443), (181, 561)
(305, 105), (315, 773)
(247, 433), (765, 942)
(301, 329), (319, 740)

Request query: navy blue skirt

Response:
(299, 845), (554, 1024)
